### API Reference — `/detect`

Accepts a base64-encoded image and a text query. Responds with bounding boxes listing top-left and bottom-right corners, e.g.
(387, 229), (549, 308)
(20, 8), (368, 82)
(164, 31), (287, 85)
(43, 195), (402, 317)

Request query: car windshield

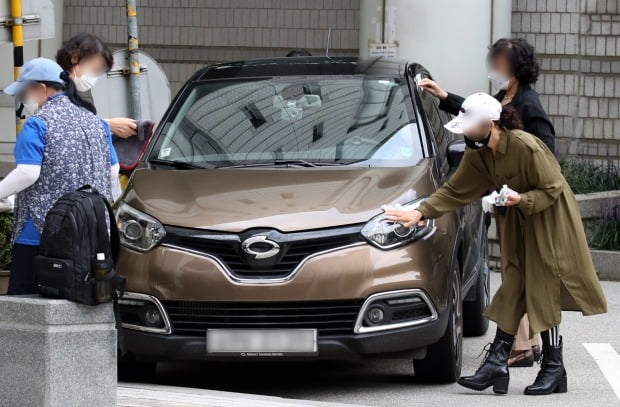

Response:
(150, 75), (423, 168)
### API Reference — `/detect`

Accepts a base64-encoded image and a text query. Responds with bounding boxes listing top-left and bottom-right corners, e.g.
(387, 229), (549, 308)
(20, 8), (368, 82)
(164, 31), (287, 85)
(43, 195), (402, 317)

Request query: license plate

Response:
(206, 329), (318, 357)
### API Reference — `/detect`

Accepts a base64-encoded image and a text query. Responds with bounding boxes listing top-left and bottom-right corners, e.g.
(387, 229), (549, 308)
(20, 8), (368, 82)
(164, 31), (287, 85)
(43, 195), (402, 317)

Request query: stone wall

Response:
(511, 0), (620, 165)
(63, 0), (361, 95)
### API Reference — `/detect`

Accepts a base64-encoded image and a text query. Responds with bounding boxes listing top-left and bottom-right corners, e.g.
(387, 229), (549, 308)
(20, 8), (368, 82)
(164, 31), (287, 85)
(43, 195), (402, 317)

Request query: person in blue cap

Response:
(0, 57), (119, 294)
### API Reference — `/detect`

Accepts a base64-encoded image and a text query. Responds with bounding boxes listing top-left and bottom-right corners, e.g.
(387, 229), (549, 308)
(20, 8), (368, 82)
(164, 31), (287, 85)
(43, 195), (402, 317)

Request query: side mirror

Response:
(447, 139), (466, 169)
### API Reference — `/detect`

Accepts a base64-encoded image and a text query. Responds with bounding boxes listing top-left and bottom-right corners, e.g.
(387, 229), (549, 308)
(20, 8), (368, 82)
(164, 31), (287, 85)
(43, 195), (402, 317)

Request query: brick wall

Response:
(512, 0), (620, 165)
(63, 0), (361, 95)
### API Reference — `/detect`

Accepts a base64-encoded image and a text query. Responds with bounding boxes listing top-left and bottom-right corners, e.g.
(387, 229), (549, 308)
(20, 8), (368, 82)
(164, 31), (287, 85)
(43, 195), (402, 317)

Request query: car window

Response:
(417, 89), (451, 176)
(150, 76), (423, 168)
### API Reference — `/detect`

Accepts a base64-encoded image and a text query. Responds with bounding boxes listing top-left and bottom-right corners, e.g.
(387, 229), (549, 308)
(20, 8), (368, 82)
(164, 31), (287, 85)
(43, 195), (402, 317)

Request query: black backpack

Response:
(34, 185), (125, 305)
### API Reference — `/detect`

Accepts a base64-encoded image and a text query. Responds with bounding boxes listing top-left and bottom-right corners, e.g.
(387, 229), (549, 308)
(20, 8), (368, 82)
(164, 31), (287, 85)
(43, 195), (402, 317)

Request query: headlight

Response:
(115, 202), (166, 252)
(361, 198), (436, 250)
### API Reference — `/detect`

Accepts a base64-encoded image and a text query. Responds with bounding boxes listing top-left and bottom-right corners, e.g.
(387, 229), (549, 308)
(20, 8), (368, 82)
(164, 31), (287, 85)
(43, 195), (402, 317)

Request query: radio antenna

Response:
(325, 28), (333, 57)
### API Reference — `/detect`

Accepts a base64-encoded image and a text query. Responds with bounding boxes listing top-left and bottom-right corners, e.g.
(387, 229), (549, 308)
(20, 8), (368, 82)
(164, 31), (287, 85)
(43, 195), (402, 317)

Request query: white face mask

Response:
(73, 72), (100, 92)
(22, 100), (40, 117)
(488, 71), (511, 92)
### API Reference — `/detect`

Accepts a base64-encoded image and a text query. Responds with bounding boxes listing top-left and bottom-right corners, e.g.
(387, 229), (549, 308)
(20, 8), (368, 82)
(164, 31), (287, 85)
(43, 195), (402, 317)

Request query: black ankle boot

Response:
(524, 337), (567, 395)
(458, 336), (513, 394)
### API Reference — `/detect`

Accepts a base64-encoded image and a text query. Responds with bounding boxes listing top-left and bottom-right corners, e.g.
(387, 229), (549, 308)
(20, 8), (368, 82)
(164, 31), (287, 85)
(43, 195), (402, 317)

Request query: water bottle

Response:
(94, 252), (112, 303)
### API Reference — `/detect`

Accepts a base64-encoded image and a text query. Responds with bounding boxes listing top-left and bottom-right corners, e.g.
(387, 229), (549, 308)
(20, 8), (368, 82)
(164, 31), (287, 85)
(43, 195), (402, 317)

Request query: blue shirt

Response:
(13, 101), (118, 246)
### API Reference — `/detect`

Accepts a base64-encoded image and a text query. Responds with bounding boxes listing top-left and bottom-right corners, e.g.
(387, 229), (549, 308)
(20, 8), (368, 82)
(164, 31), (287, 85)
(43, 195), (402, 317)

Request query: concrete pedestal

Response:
(0, 296), (117, 407)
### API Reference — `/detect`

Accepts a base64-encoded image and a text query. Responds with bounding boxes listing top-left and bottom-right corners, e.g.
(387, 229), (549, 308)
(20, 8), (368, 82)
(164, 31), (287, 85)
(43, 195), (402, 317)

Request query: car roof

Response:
(193, 57), (410, 81)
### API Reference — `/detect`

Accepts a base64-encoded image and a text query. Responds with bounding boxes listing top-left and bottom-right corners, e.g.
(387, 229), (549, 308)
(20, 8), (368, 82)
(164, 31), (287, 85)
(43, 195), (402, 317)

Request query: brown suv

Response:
(115, 57), (490, 383)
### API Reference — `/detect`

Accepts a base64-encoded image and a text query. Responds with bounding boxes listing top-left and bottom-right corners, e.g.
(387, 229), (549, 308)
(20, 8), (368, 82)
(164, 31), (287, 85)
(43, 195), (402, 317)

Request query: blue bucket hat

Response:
(3, 57), (65, 97)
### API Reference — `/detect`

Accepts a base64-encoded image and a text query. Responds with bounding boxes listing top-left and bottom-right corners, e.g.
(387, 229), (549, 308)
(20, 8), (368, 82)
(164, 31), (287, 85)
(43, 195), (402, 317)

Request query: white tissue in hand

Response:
(482, 192), (499, 213)
(381, 203), (406, 212)
(495, 184), (518, 206)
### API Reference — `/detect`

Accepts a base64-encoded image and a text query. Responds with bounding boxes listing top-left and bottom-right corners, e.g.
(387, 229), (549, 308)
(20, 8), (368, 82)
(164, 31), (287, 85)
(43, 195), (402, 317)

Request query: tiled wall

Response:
(63, 0), (361, 95)
(62, 0), (620, 165)
(512, 0), (620, 164)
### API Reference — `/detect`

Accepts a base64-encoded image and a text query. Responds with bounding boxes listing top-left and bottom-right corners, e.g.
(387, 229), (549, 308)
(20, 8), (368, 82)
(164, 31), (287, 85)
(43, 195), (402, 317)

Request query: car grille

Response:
(163, 226), (365, 280)
(162, 300), (363, 336)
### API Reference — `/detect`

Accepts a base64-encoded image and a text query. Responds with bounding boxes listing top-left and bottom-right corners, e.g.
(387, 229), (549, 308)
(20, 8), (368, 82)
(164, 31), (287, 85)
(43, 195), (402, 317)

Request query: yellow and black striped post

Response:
(11, 0), (24, 134)
(127, 0), (141, 120)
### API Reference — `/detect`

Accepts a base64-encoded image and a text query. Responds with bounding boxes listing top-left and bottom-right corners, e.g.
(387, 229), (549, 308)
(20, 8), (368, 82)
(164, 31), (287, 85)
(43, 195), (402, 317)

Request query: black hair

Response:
(286, 48), (312, 57)
(488, 38), (540, 85)
(56, 33), (114, 72)
(39, 71), (97, 114)
(494, 105), (524, 130)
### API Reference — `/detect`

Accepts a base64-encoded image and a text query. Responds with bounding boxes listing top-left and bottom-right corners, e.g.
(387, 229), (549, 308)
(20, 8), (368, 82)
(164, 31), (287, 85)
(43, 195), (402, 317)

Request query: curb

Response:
(590, 249), (620, 282)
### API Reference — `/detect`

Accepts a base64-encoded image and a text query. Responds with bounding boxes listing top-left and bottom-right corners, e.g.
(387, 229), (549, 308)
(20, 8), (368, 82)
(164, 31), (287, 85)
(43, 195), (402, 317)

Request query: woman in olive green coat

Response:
(386, 93), (606, 396)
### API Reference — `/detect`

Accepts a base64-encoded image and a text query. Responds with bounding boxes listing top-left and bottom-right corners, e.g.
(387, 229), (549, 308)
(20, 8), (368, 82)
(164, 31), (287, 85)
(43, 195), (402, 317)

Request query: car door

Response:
(408, 66), (486, 291)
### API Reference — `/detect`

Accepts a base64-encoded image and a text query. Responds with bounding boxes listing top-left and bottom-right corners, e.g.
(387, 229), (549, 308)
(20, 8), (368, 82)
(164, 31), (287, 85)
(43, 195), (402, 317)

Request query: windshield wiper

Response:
(217, 159), (349, 169)
(149, 158), (212, 170)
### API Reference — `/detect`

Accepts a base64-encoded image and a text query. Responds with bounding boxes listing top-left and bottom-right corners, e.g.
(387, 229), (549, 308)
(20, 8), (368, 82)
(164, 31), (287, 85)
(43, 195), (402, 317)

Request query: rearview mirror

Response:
(447, 139), (466, 169)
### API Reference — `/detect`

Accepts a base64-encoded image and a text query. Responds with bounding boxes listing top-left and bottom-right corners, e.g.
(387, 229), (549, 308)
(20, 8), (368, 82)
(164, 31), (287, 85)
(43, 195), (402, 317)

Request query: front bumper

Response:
(116, 222), (456, 361)
(121, 306), (449, 362)
(117, 237), (453, 308)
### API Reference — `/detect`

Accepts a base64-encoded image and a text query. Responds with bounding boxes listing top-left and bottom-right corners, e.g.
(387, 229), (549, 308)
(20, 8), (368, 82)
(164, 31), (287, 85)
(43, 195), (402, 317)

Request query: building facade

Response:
(63, 0), (361, 95)
(0, 0), (617, 170)
(512, 0), (620, 164)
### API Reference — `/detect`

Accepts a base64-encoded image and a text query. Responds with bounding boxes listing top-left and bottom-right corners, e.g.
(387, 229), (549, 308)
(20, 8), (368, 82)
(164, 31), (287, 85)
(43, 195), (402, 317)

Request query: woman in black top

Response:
(418, 38), (555, 368)
(420, 38), (555, 153)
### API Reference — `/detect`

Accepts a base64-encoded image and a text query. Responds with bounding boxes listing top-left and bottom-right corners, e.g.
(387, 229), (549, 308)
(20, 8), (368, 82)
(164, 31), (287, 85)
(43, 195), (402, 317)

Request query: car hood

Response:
(123, 166), (430, 233)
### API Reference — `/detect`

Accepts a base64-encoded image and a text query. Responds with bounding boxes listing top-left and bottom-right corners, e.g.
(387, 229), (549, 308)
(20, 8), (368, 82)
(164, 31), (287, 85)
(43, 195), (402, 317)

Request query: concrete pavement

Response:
(121, 273), (620, 406)
(117, 383), (368, 407)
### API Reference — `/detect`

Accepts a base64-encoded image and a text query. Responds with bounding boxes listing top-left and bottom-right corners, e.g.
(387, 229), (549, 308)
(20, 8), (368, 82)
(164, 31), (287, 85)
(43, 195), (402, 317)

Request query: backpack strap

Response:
(78, 184), (100, 196)
(91, 194), (125, 297)
(89, 191), (120, 265)
(90, 191), (127, 355)
(102, 196), (120, 265)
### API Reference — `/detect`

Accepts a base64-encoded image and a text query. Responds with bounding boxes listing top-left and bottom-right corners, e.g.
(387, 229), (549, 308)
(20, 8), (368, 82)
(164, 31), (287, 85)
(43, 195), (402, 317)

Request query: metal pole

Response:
(11, 0), (24, 133)
(381, 0), (386, 43)
(127, 0), (141, 120)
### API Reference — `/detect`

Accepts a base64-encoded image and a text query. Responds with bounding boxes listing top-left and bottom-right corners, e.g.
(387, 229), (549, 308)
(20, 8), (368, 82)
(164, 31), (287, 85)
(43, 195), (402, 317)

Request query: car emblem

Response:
(241, 235), (281, 260)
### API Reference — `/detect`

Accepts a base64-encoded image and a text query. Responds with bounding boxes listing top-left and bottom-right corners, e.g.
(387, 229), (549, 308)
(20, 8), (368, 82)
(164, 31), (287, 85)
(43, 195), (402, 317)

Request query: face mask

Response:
(73, 72), (99, 92)
(464, 131), (491, 150)
(488, 71), (510, 92)
(22, 100), (40, 117)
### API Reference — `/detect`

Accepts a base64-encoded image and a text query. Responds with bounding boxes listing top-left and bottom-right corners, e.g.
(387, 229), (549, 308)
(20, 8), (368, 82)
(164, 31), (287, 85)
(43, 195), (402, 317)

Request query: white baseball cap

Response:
(444, 92), (502, 134)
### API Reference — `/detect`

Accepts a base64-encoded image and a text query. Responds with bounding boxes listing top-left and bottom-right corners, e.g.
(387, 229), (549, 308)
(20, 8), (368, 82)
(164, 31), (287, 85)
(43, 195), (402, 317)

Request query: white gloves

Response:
(482, 184), (518, 213)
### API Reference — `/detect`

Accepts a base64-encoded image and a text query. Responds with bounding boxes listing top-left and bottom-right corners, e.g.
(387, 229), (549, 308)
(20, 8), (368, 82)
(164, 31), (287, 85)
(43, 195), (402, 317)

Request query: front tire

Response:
(463, 247), (490, 336)
(463, 267), (491, 336)
(413, 266), (463, 383)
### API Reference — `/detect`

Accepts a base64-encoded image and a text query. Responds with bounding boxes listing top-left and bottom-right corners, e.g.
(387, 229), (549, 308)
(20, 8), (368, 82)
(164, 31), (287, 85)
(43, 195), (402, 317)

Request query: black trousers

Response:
(6, 244), (39, 295)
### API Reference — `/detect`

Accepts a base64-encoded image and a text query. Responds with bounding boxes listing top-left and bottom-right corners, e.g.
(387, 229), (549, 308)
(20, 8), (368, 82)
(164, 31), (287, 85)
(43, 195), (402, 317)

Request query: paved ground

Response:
(123, 273), (620, 406)
(117, 383), (364, 407)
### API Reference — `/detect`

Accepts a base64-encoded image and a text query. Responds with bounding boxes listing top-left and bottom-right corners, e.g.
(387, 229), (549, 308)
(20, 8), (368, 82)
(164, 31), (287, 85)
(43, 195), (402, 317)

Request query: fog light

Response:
(367, 307), (384, 324)
(117, 299), (146, 307)
(387, 297), (423, 305)
(141, 304), (163, 327)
